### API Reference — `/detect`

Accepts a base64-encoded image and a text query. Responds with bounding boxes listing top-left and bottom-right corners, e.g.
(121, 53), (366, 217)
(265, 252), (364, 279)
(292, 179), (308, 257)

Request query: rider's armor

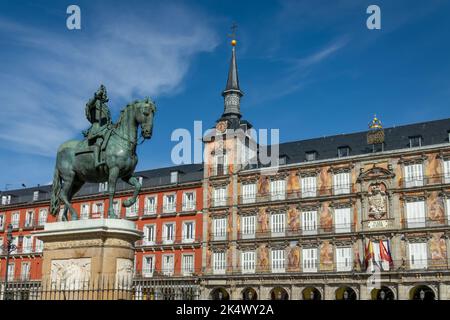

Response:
(83, 85), (112, 168)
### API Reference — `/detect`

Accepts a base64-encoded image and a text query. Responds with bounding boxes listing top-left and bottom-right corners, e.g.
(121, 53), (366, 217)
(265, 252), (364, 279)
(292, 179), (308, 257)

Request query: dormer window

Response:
(138, 176), (143, 185)
(305, 151), (317, 162)
(279, 156), (287, 165)
(338, 146), (350, 158)
(170, 171), (179, 184)
(99, 182), (108, 192)
(33, 191), (39, 201)
(409, 136), (422, 148)
(1, 195), (11, 205)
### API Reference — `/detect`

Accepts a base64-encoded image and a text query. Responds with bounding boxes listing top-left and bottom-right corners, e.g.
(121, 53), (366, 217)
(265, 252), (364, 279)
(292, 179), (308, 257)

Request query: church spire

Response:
(221, 25), (243, 119)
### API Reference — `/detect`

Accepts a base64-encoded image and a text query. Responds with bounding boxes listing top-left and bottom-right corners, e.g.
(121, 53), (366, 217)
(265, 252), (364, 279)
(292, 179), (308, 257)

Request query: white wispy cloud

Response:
(0, 3), (218, 156)
(294, 37), (350, 69)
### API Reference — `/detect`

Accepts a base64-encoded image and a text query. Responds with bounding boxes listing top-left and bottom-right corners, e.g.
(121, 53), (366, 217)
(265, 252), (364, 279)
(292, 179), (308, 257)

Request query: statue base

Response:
(33, 219), (142, 300)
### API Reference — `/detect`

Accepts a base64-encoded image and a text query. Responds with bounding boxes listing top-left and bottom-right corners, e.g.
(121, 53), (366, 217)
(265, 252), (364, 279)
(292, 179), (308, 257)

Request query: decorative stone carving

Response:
(51, 258), (91, 289)
(368, 183), (388, 219)
(116, 258), (133, 288)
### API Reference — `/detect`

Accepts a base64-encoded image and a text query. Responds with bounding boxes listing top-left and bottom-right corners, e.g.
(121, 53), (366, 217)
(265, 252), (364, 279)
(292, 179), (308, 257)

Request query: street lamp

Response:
(2, 224), (16, 300)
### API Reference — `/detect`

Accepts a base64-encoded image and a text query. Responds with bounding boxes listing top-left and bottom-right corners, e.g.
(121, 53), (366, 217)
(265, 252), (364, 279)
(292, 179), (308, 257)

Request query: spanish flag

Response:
(379, 240), (394, 268)
(364, 240), (375, 267)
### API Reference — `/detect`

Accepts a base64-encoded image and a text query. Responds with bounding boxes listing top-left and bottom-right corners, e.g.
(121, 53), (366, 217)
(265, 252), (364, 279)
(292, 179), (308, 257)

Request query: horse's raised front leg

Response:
(107, 167), (120, 218)
(122, 175), (141, 208)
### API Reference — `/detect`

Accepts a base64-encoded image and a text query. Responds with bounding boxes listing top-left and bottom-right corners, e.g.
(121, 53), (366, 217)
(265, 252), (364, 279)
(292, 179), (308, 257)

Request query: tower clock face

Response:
(216, 120), (227, 133)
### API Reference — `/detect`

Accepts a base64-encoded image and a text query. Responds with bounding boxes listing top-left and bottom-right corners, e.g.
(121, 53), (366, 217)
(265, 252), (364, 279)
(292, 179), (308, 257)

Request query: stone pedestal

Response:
(33, 219), (142, 300)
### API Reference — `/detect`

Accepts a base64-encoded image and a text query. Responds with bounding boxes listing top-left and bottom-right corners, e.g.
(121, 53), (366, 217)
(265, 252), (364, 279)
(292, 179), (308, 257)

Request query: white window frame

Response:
(1, 195), (11, 205)
(24, 210), (34, 227)
(242, 183), (256, 204)
(241, 215), (256, 239)
(182, 254), (195, 276)
(334, 207), (352, 233)
(22, 236), (32, 253)
(170, 171), (179, 184)
(333, 171), (351, 195)
(21, 262), (30, 281)
(371, 240), (391, 271)
(336, 247), (352, 272)
(213, 217), (227, 241)
(447, 198), (450, 224)
(33, 191), (39, 201)
(143, 224), (156, 245)
(270, 212), (286, 236)
(34, 237), (43, 253)
(408, 242), (428, 270)
(163, 194), (176, 213)
(213, 251), (226, 275)
(11, 212), (20, 229)
(270, 179), (286, 201)
(144, 195), (157, 215)
(213, 187), (227, 207)
(11, 236), (18, 254)
(182, 191), (196, 211)
(98, 182), (108, 193)
(162, 223), (175, 245)
(0, 213), (5, 230)
(241, 251), (256, 274)
(182, 221), (196, 243)
(302, 248), (318, 273)
(142, 255), (155, 277)
(271, 249), (285, 273)
(7, 263), (15, 281)
(404, 163), (424, 188)
(80, 203), (90, 220)
(92, 202), (104, 218)
(443, 159), (450, 184)
(214, 153), (228, 176)
(126, 198), (139, 217)
(406, 200), (426, 228)
(302, 210), (318, 235)
(38, 208), (48, 226)
(112, 199), (121, 217)
(162, 254), (175, 276)
(301, 176), (317, 198)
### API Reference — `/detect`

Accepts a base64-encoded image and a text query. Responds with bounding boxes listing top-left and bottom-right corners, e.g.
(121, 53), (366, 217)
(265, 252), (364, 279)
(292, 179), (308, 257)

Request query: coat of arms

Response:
(368, 183), (387, 219)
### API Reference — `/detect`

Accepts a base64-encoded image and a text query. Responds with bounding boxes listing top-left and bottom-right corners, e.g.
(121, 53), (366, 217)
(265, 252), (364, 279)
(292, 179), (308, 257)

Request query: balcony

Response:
(135, 235), (202, 248)
(400, 174), (450, 189)
(181, 201), (196, 212)
(162, 204), (176, 214)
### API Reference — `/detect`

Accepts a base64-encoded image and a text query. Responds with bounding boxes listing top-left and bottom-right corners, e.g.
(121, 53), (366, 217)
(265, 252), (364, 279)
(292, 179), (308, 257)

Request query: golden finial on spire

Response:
(228, 22), (238, 46)
(369, 114), (383, 129)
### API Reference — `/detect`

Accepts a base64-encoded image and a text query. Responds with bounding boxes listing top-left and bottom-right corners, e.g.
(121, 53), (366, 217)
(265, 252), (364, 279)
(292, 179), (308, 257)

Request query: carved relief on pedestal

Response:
(50, 258), (91, 289)
(116, 258), (133, 288)
(367, 183), (388, 220)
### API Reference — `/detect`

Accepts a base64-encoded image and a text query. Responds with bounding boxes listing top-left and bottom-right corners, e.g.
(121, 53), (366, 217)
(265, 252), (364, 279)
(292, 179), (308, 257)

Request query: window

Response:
(93, 202), (104, 217)
(305, 151), (317, 162)
(22, 236), (32, 253)
(338, 146), (350, 158)
(144, 196), (157, 215)
(33, 191), (39, 201)
(112, 200), (121, 216)
(270, 179), (286, 201)
(170, 171), (178, 184)
(279, 156), (287, 165)
(241, 215), (256, 239)
(35, 238), (43, 252)
(163, 194), (176, 213)
(38, 209), (48, 226)
(409, 136), (422, 148)
(443, 159), (450, 184)
(214, 154), (228, 176)
(7, 263), (15, 281)
(213, 187), (227, 207)
(138, 176), (143, 185)
(0, 213), (4, 230)
(271, 249), (285, 273)
(162, 223), (175, 244)
(371, 240), (392, 271)
(21, 262), (30, 281)
(409, 242), (427, 269)
(333, 171), (351, 195)
(372, 143), (384, 153)
(11, 237), (18, 254)
(271, 212), (285, 236)
(213, 252), (226, 275)
(406, 200), (426, 228)
(242, 183), (256, 204)
(126, 199), (139, 217)
(336, 247), (352, 272)
(80, 204), (90, 220)
(213, 218), (227, 241)
(142, 256), (155, 277)
(241, 251), (255, 274)
(11, 212), (20, 229)
(302, 210), (318, 235)
(143, 224), (156, 245)
(1, 195), (11, 205)
(25, 210), (34, 227)
(182, 221), (195, 243)
(334, 207), (351, 233)
(447, 198), (450, 223)
(301, 176), (317, 198)
(183, 192), (196, 211)
(404, 163), (424, 187)
(182, 254), (195, 276)
(302, 248), (318, 272)
(162, 255), (174, 276)
(98, 182), (108, 192)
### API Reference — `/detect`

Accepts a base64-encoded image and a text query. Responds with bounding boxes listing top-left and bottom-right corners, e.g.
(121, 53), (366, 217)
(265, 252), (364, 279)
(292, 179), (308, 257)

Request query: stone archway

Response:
(242, 287), (258, 300)
(371, 286), (395, 300)
(270, 287), (289, 300)
(302, 287), (322, 300)
(410, 285), (436, 301)
(210, 287), (230, 300)
(335, 286), (357, 300)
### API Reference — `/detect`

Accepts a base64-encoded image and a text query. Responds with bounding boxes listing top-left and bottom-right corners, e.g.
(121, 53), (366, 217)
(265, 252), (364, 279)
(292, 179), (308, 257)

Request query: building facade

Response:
(1, 41), (450, 300)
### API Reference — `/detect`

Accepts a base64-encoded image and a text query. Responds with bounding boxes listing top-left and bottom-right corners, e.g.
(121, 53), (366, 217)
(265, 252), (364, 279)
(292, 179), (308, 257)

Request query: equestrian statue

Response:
(50, 84), (156, 221)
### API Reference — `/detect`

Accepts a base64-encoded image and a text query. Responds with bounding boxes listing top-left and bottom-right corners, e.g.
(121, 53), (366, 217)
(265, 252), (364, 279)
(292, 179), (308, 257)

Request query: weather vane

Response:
(227, 22), (238, 46)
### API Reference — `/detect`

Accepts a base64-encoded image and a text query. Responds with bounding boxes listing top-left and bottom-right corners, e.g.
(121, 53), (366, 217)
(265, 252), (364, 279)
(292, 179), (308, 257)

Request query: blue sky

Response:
(1, 0), (450, 190)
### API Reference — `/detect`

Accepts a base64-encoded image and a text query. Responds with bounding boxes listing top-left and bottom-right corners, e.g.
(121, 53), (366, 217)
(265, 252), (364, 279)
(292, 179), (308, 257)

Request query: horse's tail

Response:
(50, 165), (61, 216)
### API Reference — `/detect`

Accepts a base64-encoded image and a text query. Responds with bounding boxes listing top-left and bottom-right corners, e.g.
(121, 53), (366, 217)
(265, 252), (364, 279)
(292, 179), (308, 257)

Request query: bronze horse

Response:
(50, 98), (156, 221)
